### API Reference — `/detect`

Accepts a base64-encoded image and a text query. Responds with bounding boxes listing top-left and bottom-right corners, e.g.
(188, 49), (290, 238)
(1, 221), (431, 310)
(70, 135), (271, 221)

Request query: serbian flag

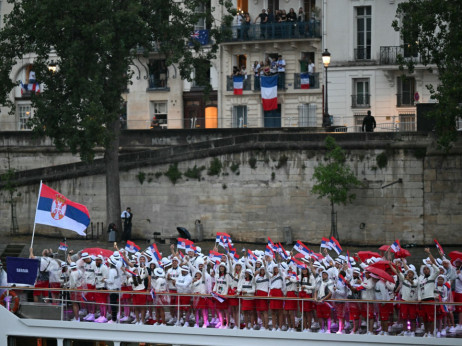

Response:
(211, 291), (226, 303)
(247, 249), (258, 261)
(346, 250), (352, 269)
(177, 238), (188, 250)
(290, 257), (306, 269)
(338, 274), (348, 285)
(185, 240), (196, 252)
(390, 240), (401, 253)
(267, 237), (278, 252)
(300, 73), (310, 89)
(330, 236), (342, 255)
(434, 239), (445, 256)
(293, 240), (311, 257)
(34, 182), (90, 236)
(233, 75), (244, 95)
(125, 267), (137, 276)
(320, 237), (332, 250)
(149, 243), (162, 262)
(58, 242), (68, 251)
(229, 248), (239, 260)
(288, 270), (299, 281)
(125, 240), (140, 253)
(265, 245), (275, 258)
(355, 285), (365, 291)
(209, 250), (224, 262)
(278, 242), (289, 260)
(260, 75), (278, 111)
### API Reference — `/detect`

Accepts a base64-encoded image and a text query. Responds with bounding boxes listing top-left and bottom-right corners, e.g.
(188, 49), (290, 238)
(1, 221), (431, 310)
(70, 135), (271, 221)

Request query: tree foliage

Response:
(311, 136), (361, 207)
(392, 0), (462, 149)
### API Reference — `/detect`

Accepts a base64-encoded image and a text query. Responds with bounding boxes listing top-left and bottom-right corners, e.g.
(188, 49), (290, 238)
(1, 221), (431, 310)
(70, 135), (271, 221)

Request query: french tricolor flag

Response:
(390, 240), (401, 253)
(300, 73), (310, 89)
(233, 75), (244, 95)
(293, 240), (311, 257)
(330, 236), (342, 255)
(125, 240), (140, 253)
(34, 183), (90, 236)
(260, 75), (278, 111)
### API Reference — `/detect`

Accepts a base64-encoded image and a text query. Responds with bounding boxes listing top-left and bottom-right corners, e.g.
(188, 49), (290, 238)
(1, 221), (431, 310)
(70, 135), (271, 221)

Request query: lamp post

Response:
(47, 60), (57, 73)
(322, 49), (331, 127)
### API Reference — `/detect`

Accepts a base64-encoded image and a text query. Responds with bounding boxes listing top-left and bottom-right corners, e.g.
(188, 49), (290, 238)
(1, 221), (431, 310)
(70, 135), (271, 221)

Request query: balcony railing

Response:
(396, 93), (415, 107)
(354, 47), (371, 61)
(221, 21), (321, 43)
(351, 94), (370, 108)
(380, 46), (421, 65)
(226, 75), (253, 92)
(293, 72), (320, 89)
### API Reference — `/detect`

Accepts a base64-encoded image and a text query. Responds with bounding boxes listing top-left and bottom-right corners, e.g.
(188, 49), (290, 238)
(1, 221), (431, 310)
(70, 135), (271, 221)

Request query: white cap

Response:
(80, 252), (90, 260)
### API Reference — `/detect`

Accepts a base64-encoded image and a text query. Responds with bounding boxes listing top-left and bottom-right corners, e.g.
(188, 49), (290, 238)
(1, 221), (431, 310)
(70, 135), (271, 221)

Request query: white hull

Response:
(1, 306), (460, 346)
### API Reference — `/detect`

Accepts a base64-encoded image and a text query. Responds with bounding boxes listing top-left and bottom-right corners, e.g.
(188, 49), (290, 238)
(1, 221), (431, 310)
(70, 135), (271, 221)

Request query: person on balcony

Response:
(308, 58), (315, 86)
(298, 8), (306, 37)
(266, 9), (274, 38)
(362, 111), (376, 132)
(254, 9), (268, 38)
(277, 55), (286, 89)
(287, 8), (297, 38)
(242, 13), (251, 40)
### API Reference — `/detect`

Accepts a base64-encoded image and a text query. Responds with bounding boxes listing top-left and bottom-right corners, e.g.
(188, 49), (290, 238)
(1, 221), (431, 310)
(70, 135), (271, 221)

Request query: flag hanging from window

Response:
(233, 75), (244, 95)
(190, 30), (209, 45)
(260, 75), (278, 111)
(300, 73), (310, 89)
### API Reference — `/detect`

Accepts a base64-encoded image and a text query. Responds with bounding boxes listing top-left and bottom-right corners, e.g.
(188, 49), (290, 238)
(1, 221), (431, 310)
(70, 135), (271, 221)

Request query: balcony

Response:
(221, 21), (321, 43)
(351, 94), (370, 108)
(380, 46), (421, 65)
(354, 47), (371, 61)
(293, 73), (320, 89)
(396, 93), (415, 107)
(147, 75), (170, 92)
(226, 75), (253, 92)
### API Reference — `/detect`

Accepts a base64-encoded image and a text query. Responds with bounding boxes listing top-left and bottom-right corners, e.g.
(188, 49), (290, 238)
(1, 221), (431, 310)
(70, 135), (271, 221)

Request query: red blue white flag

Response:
(149, 243), (162, 262)
(347, 250), (352, 269)
(247, 249), (258, 261)
(288, 270), (299, 281)
(278, 242), (289, 260)
(211, 291), (226, 303)
(289, 257), (306, 269)
(209, 250), (224, 262)
(320, 237), (332, 250)
(390, 240), (401, 253)
(338, 274), (348, 285)
(233, 75), (244, 95)
(58, 242), (68, 251)
(433, 239), (445, 256)
(300, 73), (310, 89)
(265, 245), (275, 258)
(330, 236), (342, 255)
(177, 238), (188, 250)
(34, 183), (90, 236)
(267, 237), (278, 252)
(293, 240), (311, 257)
(260, 75), (278, 111)
(125, 240), (140, 253)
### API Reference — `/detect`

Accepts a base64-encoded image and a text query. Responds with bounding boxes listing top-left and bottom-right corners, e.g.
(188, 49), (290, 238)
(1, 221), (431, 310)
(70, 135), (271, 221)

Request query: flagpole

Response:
(30, 180), (43, 249)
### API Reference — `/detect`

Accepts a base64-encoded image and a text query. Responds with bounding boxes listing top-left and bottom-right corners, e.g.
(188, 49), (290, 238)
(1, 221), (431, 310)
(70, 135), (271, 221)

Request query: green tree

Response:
(0, 0), (233, 235)
(311, 136), (361, 240)
(392, 0), (462, 149)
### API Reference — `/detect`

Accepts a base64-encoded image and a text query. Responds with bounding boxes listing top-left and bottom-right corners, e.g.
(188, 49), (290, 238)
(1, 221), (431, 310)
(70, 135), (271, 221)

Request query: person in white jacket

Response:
(237, 269), (256, 329)
(176, 265), (192, 326)
(213, 262), (230, 328)
(228, 259), (244, 329)
(360, 270), (376, 334)
(418, 248), (439, 337)
(283, 264), (298, 332)
(299, 266), (316, 331)
(268, 262), (285, 331)
(254, 262), (270, 330)
(68, 262), (83, 321)
(94, 255), (109, 323)
(314, 270), (333, 333)
(191, 269), (208, 328)
(333, 270), (348, 334)
(105, 256), (121, 324)
(152, 267), (168, 326)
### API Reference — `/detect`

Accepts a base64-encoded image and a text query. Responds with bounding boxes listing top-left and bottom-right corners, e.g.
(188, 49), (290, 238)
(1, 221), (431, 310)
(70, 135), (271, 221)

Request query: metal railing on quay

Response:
(1, 286), (461, 336)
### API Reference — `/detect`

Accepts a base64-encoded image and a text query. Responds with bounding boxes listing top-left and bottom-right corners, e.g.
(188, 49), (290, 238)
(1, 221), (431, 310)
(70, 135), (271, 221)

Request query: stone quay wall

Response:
(0, 131), (461, 246)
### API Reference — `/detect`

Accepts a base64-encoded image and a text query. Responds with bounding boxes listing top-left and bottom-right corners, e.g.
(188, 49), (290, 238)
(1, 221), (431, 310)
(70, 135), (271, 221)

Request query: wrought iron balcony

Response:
(226, 75), (253, 92)
(293, 73), (320, 89)
(351, 94), (370, 108)
(396, 93), (415, 107)
(380, 46), (420, 65)
(221, 21), (321, 43)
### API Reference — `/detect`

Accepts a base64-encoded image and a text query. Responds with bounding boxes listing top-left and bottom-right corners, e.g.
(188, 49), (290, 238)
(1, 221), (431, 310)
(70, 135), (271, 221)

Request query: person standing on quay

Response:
(121, 207), (133, 241)
(362, 110), (376, 132)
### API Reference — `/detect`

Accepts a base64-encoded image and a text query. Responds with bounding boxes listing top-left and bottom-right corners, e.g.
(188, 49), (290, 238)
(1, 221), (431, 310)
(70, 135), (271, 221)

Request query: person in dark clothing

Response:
(121, 207), (133, 241)
(362, 110), (376, 132)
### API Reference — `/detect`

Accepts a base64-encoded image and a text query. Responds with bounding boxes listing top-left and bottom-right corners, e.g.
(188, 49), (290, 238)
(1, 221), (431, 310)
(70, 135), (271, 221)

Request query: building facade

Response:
(0, 1), (441, 132)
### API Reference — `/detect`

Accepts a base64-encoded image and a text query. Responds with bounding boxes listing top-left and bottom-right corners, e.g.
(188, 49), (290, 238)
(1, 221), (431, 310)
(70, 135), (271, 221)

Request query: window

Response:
(355, 6), (371, 60)
(352, 79), (370, 108)
(397, 77), (415, 107)
(267, 0), (279, 13)
(18, 103), (32, 130)
(232, 105), (247, 128)
(151, 101), (168, 128)
(399, 112), (416, 131)
(299, 52), (314, 73)
(148, 59), (168, 89)
(298, 104), (317, 127)
(194, 1), (211, 30)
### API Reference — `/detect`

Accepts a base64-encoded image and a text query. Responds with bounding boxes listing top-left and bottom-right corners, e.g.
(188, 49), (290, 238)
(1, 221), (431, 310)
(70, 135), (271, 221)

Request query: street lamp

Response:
(322, 49), (331, 127)
(47, 60), (57, 73)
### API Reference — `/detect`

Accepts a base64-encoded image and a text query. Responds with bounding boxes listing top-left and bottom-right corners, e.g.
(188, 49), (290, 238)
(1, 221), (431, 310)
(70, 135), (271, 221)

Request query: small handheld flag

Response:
(390, 240), (401, 253)
(278, 242), (289, 260)
(125, 240), (141, 254)
(267, 237), (278, 252)
(177, 238), (187, 250)
(290, 257), (306, 269)
(320, 237), (332, 250)
(247, 249), (258, 261)
(58, 242), (68, 251)
(330, 236), (342, 255)
(265, 245), (275, 258)
(211, 291), (226, 303)
(293, 240), (312, 257)
(149, 243), (162, 262)
(209, 250), (224, 262)
(338, 274), (348, 285)
(433, 239), (445, 256)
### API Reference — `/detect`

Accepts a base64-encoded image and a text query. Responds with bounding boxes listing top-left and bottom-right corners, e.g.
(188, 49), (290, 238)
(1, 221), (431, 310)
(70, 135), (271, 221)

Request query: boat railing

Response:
(1, 285), (460, 336)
